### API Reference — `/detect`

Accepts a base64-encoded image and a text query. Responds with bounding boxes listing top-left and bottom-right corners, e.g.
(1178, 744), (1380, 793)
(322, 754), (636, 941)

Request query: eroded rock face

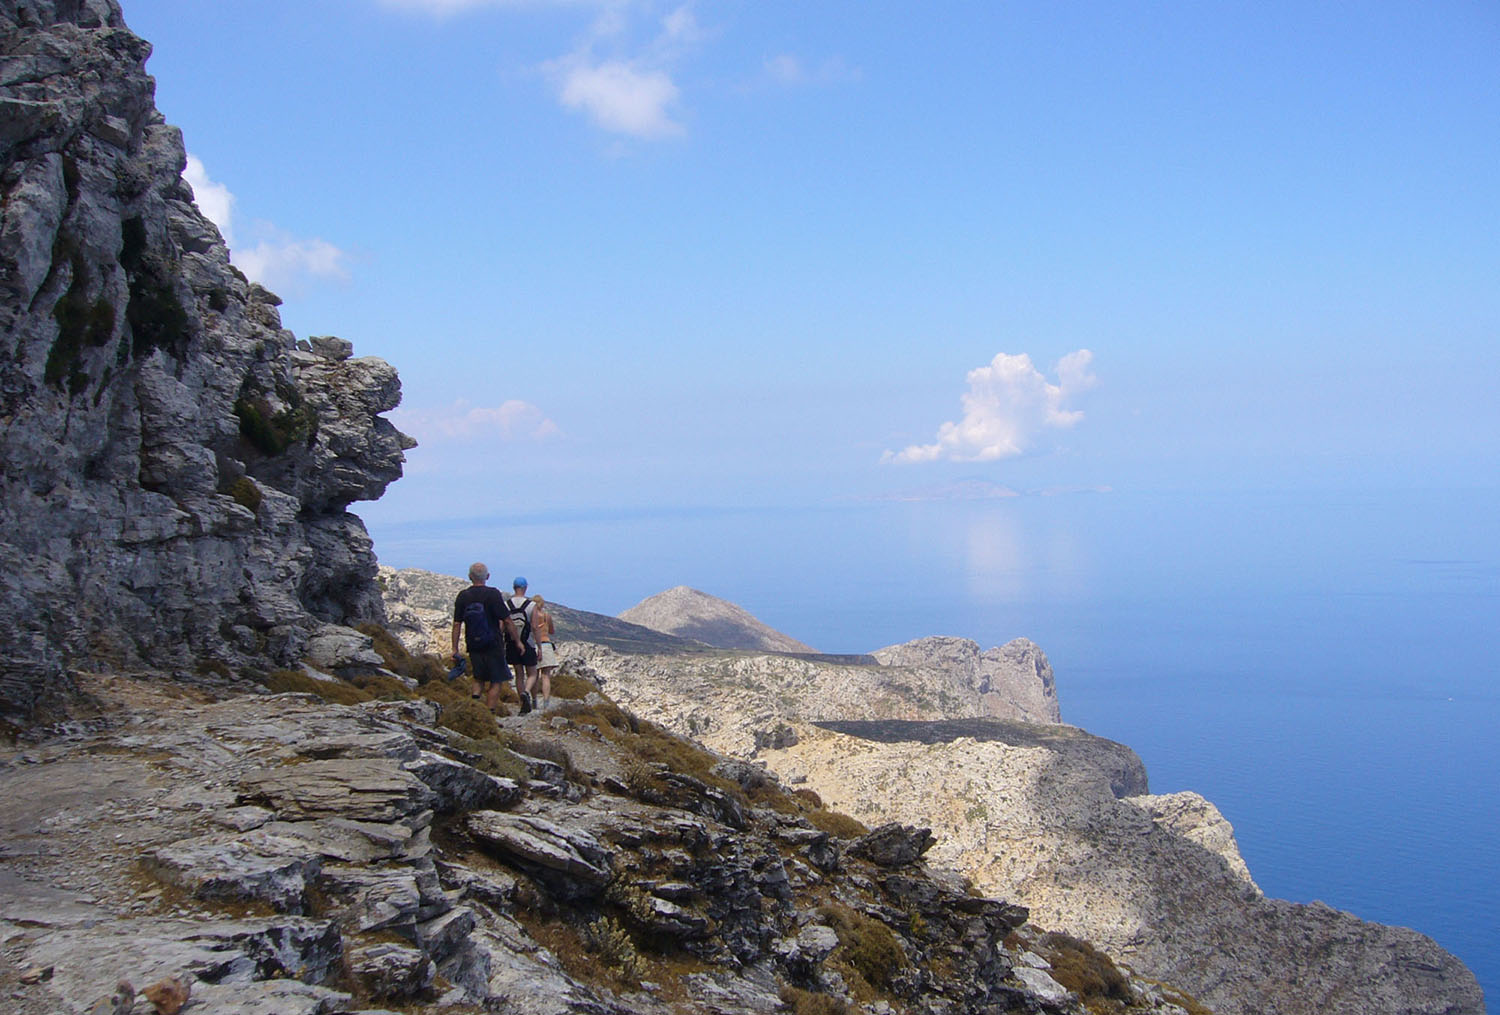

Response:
(872, 635), (1062, 724)
(763, 723), (1485, 1015)
(0, 0), (413, 721)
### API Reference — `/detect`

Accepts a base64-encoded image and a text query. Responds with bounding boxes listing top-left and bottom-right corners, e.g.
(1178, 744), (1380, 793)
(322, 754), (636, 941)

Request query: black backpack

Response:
(505, 596), (533, 643)
(463, 600), (498, 651)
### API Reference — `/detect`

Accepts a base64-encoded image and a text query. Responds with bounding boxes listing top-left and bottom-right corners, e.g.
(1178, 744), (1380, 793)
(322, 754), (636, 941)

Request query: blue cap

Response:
(513, 576), (528, 589)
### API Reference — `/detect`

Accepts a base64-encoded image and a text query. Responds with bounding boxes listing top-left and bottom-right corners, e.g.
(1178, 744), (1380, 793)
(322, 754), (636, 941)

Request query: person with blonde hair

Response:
(528, 594), (558, 712)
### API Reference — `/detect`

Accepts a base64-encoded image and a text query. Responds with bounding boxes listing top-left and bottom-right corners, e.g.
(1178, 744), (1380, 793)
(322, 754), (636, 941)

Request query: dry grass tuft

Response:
(819, 903), (904, 997)
(806, 808), (869, 840)
(779, 985), (849, 1015)
(1039, 930), (1132, 1014)
(262, 669), (371, 706)
(356, 622), (447, 684)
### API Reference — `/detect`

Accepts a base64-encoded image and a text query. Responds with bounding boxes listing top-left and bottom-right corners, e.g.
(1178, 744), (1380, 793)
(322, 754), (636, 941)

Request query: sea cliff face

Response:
(0, 0), (412, 723)
(373, 575), (1484, 1015)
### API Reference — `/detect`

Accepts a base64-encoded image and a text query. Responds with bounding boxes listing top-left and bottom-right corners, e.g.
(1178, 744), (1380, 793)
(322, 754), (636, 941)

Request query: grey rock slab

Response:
(466, 811), (611, 888)
(315, 864), (423, 934)
(257, 818), (425, 863)
(238, 759), (435, 823)
(403, 750), (521, 813)
(187, 979), (353, 1015)
(345, 940), (435, 1001)
(847, 822), (935, 868)
(1012, 966), (1071, 1003)
(145, 830), (320, 912)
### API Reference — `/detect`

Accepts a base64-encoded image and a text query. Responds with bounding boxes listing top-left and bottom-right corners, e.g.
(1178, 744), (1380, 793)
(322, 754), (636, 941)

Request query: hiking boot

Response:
(519, 692), (532, 715)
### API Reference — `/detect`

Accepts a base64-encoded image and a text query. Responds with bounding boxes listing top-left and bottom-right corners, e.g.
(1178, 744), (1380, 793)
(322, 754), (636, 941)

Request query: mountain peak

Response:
(619, 586), (817, 654)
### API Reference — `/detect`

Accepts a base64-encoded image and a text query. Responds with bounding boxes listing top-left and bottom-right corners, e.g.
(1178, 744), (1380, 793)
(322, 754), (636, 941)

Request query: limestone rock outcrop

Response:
(618, 585), (817, 653)
(762, 721), (1484, 1015)
(0, 0), (413, 722)
(0, 673), (1208, 1015)
(873, 635), (1061, 723)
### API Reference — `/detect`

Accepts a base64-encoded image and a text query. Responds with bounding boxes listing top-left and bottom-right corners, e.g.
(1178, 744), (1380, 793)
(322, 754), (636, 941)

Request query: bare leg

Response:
(538, 668), (554, 710)
(484, 681), (501, 712)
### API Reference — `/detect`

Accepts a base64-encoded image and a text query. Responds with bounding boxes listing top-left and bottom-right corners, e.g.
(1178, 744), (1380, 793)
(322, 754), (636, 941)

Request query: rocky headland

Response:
(377, 569), (1484, 1015)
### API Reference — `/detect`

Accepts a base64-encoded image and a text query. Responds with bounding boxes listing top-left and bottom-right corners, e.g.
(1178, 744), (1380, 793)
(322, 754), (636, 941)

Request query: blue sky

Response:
(123, 0), (1500, 532)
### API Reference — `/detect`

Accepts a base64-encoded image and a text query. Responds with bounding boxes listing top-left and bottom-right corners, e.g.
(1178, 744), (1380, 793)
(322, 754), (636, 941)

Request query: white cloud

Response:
(181, 154), (351, 295)
(183, 154), (236, 244)
(760, 53), (861, 88)
(550, 56), (683, 137)
(234, 234), (350, 293)
(393, 399), (560, 442)
(883, 350), (1097, 464)
(541, 3), (702, 139)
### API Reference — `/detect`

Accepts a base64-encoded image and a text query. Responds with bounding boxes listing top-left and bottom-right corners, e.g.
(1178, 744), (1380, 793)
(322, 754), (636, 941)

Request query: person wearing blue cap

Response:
(504, 577), (539, 714)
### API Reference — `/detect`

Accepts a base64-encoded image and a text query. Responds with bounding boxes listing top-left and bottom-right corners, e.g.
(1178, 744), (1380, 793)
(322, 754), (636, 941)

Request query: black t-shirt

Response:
(453, 585), (507, 653)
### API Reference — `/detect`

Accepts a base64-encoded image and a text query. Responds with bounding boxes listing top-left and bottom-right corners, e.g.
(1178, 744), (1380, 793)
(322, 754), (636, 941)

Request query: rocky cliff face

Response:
(371, 565), (1482, 1015)
(0, 0), (412, 723)
(619, 586), (818, 654)
(762, 722), (1483, 1015)
(872, 637), (1061, 724)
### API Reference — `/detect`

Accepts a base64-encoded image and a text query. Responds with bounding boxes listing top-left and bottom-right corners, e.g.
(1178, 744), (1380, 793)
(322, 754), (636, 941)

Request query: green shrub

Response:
(584, 916), (645, 982)
(226, 476), (262, 514)
(819, 903), (903, 994)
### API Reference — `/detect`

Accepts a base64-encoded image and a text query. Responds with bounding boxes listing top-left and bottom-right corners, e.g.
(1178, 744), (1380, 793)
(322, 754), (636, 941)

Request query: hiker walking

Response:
(529, 594), (559, 712)
(451, 563), (524, 714)
(505, 577), (540, 714)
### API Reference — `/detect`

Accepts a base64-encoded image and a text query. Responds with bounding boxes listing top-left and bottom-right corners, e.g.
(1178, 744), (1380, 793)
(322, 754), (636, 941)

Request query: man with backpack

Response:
(505, 577), (540, 714)
(451, 562), (524, 714)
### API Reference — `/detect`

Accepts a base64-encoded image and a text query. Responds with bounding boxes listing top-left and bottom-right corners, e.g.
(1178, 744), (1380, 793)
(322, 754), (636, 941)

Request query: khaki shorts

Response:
(537, 641), (559, 669)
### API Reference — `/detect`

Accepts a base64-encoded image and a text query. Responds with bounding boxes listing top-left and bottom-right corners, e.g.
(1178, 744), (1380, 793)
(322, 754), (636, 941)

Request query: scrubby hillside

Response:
(620, 586), (818, 654)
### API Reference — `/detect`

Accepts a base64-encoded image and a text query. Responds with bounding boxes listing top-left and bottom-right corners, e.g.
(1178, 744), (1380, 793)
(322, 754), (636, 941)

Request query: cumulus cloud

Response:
(234, 234), (351, 294)
(883, 350), (1097, 465)
(183, 155), (235, 244)
(549, 56), (683, 137)
(180, 154), (350, 295)
(541, 3), (701, 138)
(392, 399), (560, 442)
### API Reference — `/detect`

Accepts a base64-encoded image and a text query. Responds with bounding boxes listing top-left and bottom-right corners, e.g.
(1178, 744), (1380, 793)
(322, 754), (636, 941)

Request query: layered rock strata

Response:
(0, 0), (413, 722)
(0, 675), (1206, 1015)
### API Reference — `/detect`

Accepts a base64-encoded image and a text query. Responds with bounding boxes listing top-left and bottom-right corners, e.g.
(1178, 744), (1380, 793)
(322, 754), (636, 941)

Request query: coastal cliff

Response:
(0, 0), (412, 725)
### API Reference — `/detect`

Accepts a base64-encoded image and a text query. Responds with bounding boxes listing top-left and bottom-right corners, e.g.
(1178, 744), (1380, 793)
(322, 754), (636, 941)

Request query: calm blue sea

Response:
(370, 486), (1499, 1002)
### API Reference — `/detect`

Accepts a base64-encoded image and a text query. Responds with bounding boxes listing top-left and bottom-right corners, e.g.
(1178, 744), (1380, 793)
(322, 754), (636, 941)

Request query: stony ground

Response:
(0, 668), (1209, 1015)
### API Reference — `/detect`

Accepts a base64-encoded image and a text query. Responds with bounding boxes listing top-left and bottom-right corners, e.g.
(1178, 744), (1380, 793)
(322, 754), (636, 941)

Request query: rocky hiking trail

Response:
(0, 665), (1213, 1015)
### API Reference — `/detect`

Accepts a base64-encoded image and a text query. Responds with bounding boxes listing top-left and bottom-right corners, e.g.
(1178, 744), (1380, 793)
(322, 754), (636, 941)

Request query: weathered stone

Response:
(239, 759), (435, 823)
(848, 822), (935, 868)
(405, 750), (521, 812)
(346, 940), (435, 1000)
(466, 811), (611, 896)
(0, 0), (412, 723)
(146, 831), (320, 912)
